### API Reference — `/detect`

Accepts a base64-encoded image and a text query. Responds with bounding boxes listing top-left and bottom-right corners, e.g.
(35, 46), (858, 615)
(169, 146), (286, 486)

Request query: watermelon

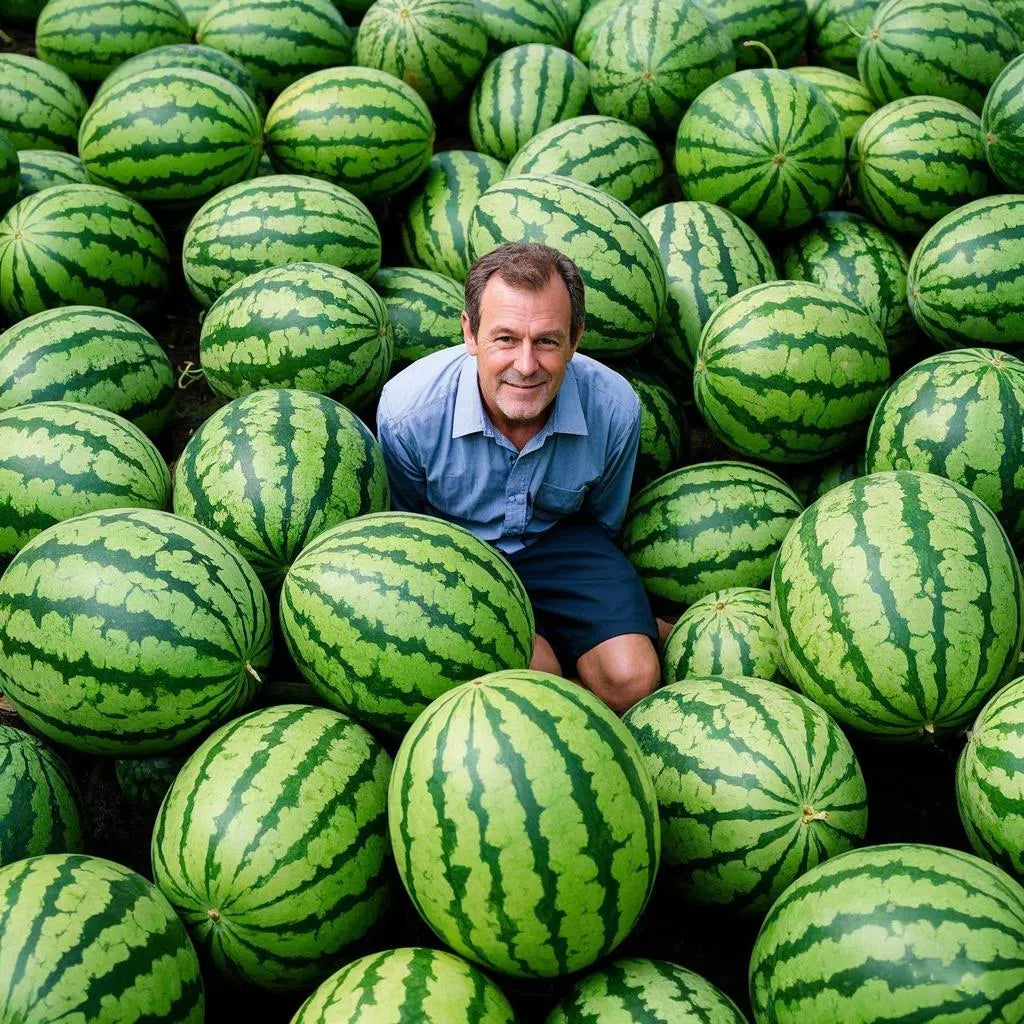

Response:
(505, 115), (665, 217)
(0, 507), (273, 756)
(772, 470), (1024, 739)
(786, 452), (863, 507)
(750, 844), (1024, 1021)
(197, 0), (354, 95)
(850, 95), (989, 238)
(114, 749), (189, 816)
(618, 367), (687, 491)
(0, 53), (87, 152)
(641, 200), (777, 371)
(389, 668), (660, 978)
(34, 0), (192, 83)
(177, 0), (215, 28)
(620, 461), (803, 611)
(0, 854), (204, 1023)
(789, 65), (876, 144)
(280, 512), (534, 736)
(0, 306), (175, 436)
(469, 44), (590, 162)
(624, 675), (867, 915)
(694, 280), (891, 464)
(182, 175), (382, 308)
(0, 725), (83, 865)
(152, 704), (392, 990)
(399, 150), (506, 281)
(675, 69), (847, 232)
(864, 348), (1024, 548)
(780, 211), (915, 358)
(468, 174), (666, 358)
(0, 132), (20, 215)
(199, 262), (393, 405)
(265, 67), (435, 201)
(546, 958), (749, 1024)
(573, 0), (617, 62)
(173, 388), (390, 588)
(588, 0), (735, 139)
(372, 266), (464, 367)
(715, 0), (808, 68)
(0, 183), (171, 322)
(291, 948), (516, 1023)
(475, 0), (573, 48)
(907, 194), (1024, 350)
(805, 0), (877, 75)
(858, 0), (1021, 114)
(662, 586), (789, 687)
(0, 401), (171, 560)
(15, 149), (88, 198)
(94, 43), (267, 115)
(354, 0), (489, 106)
(983, 53), (1024, 191)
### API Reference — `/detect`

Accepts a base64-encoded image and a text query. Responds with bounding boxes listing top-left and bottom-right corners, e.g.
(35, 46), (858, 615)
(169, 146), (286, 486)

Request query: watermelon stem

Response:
(840, 20), (864, 40)
(0, 29), (11, 44)
(801, 804), (830, 823)
(244, 661), (262, 683)
(177, 361), (206, 390)
(741, 40), (778, 69)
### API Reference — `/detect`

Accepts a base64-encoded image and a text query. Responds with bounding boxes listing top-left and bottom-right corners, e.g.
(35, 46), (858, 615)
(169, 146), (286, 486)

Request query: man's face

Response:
(462, 272), (579, 441)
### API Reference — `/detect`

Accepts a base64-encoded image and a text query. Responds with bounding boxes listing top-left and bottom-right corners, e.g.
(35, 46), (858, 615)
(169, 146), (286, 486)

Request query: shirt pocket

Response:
(532, 481), (586, 519)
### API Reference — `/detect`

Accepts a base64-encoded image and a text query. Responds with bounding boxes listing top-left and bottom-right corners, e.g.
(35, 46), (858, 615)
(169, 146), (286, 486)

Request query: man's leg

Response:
(577, 632), (660, 715)
(530, 633), (562, 675)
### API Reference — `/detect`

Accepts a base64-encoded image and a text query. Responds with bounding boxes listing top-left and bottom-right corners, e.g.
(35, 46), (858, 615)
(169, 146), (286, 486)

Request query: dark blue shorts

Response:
(503, 517), (658, 673)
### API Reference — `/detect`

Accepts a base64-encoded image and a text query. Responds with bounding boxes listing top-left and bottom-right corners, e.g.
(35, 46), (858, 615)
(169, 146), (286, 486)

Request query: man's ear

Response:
(461, 310), (478, 355)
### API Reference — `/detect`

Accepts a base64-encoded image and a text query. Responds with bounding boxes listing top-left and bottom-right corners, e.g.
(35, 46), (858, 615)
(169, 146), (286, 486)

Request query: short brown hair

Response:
(464, 243), (585, 341)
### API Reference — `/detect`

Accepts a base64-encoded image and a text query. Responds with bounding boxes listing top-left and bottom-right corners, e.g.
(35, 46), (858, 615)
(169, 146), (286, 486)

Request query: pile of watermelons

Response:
(2, 0), (1024, 1018)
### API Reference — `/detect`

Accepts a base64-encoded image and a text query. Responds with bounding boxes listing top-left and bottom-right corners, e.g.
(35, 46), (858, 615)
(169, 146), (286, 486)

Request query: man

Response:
(376, 242), (661, 713)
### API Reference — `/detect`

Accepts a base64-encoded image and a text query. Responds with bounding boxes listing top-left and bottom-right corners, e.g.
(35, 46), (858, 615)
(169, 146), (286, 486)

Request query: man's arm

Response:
(376, 393), (428, 513)
(584, 402), (642, 537)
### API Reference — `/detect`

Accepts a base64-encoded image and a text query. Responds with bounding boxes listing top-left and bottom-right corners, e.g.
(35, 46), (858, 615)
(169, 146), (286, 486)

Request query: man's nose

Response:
(514, 340), (539, 376)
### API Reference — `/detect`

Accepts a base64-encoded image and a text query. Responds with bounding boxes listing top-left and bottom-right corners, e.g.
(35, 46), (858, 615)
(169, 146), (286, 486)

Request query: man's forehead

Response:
(478, 273), (572, 318)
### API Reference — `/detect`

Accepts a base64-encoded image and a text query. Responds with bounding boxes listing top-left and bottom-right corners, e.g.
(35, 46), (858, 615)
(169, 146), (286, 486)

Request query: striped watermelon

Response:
(0, 53), (87, 152)
(265, 67), (435, 201)
(675, 69), (846, 232)
(468, 174), (666, 358)
(983, 53), (1024, 191)
(0, 401), (171, 560)
(805, 0), (878, 75)
(197, 0), (354, 95)
(588, 0), (735, 139)
(15, 149), (88, 198)
(772, 470), (1024, 738)
(469, 45), (590, 162)
(641, 201), (777, 371)
(389, 668), (660, 978)
(907, 194), (1024, 350)
(858, 0), (1021, 114)
(173, 388), (390, 588)
(0, 184), (171, 322)
(750, 844), (1024, 1021)
(850, 95), (989, 237)
(0, 306), (174, 436)
(547, 958), (748, 1024)
(291, 948), (516, 1023)
(475, 0), (573, 48)
(864, 348), (1024, 548)
(661, 586), (789, 687)
(0, 133), (19, 214)
(34, 0), (192, 82)
(786, 451), (862, 506)
(994, 0), (1024, 35)
(572, 0), (617, 62)
(0, 854), (204, 1023)
(354, 0), (488, 106)
(372, 266), (464, 367)
(177, 0), (215, 28)
(624, 676), (867, 915)
(694, 280), (891, 464)
(280, 512), (534, 736)
(0, 725), (83, 865)
(505, 115), (665, 217)
(620, 461), (803, 611)
(0, 507), (273, 756)
(199, 262), (393, 406)
(95, 42), (267, 115)
(182, 175), (382, 307)
(151, 705), (392, 990)
(399, 150), (506, 281)
(958, 676), (1024, 877)
(78, 68), (263, 208)
(715, 0), (809, 68)
(780, 211), (916, 358)
(114, 749), (189, 816)
(789, 65), (876, 144)
(618, 367), (687, 491)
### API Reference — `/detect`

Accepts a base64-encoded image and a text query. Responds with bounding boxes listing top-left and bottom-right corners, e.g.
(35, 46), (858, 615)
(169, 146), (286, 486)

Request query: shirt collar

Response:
(451, 355), (589, 439)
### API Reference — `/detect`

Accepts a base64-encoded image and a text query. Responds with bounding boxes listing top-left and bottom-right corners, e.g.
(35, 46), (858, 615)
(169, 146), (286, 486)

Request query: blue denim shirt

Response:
(376, 345), (642, 554)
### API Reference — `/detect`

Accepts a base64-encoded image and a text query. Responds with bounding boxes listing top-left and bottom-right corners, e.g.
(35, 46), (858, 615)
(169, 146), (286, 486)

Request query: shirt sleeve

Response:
(584, 399), (642, 538)
(376, 392), (428, 514)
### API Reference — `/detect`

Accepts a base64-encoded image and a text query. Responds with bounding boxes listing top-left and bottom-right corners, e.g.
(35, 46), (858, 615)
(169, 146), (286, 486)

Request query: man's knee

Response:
(576, 633), (661, 715)
(530, 633), (562, 677)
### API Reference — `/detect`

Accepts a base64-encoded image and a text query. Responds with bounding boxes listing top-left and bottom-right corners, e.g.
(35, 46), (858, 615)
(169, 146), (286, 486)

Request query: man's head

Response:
(462, 243), (586, 442)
